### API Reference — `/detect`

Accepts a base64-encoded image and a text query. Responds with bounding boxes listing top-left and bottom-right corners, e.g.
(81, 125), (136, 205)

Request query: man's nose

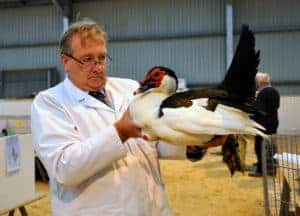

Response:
(93, 63), (105, 71)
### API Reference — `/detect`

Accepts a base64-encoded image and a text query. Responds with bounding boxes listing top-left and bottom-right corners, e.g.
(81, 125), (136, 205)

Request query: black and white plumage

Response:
(130, 25), (264, 152)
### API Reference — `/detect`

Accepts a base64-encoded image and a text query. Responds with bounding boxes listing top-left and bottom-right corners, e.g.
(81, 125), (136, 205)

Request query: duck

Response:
(129, 25), (265, 174)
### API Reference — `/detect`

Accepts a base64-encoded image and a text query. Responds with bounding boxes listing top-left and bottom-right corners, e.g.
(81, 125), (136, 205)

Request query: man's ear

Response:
(60, 54), (70, 72)
(61, 54), (68, 66)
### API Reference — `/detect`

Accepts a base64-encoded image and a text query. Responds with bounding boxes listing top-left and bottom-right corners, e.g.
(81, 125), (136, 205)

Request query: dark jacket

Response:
(253, 86), (280, 134)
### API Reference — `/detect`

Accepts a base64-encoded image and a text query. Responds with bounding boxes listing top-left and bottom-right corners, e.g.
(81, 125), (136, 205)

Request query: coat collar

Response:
(63, 77), (126, 112)
(257, 84), (272, 93)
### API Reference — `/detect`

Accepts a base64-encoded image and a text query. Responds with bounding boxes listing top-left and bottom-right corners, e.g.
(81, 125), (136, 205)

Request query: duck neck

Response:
(131, 91), (169, 123)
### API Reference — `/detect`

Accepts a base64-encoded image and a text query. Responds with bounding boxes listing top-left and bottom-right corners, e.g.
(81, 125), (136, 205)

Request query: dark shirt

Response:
(253, 86), (280, 134)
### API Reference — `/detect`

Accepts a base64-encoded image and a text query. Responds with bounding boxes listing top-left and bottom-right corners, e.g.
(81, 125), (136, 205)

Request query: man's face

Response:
(61, 34), (108, 92)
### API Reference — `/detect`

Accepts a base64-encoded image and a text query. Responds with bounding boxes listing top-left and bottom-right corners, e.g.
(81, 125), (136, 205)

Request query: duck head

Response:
(134, 66), (178, 95)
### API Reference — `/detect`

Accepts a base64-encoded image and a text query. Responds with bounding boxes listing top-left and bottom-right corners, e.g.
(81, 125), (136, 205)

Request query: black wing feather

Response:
(158, 88), (228, 117)
(218, 25), (260, 102)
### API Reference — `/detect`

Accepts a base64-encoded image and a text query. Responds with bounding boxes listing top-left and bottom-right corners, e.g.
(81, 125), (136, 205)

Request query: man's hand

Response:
(201, 135), (228, 149)
(114, 109), (144, 142)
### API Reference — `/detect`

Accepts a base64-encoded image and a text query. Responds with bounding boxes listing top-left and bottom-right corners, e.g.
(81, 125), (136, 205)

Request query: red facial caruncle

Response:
(134, 68), (167, 95)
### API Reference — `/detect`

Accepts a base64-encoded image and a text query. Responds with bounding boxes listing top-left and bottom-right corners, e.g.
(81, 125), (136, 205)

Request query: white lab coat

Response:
(31, 77), (186, 216)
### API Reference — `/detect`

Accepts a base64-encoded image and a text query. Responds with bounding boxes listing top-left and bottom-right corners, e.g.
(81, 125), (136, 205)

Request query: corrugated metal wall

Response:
(234, 0), (300, 94)
(0, 5), (62, 98)
(0, 68), (58, 98)
(0, 0), (299, 96)
(0, 5), (62, 46)
(74, 0), (226, 85)
(107, 37), (225, 85)
(0, 46), (59, 68)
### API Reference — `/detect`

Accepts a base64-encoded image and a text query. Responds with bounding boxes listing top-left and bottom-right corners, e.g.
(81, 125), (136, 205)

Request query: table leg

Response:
(19, 206), (28, 216)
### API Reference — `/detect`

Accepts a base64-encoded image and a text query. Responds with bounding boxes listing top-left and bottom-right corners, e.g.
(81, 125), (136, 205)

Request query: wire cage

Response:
(263, 134), (300, 216)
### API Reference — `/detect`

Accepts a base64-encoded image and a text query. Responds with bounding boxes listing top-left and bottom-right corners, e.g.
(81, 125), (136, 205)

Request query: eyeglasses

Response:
(62, 52), (112, 67)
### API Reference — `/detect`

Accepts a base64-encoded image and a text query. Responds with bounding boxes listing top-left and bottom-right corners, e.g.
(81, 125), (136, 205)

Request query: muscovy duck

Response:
(129, 25), (265, 174)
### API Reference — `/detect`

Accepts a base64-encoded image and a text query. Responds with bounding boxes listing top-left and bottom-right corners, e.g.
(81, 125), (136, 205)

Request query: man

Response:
(31, 20), (226, 215)
(249, 72), (280, 177)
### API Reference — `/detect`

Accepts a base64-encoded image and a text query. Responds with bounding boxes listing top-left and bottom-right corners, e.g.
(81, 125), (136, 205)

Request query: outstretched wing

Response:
(159, 24), (260, 116)
(218, 24), (260, 102)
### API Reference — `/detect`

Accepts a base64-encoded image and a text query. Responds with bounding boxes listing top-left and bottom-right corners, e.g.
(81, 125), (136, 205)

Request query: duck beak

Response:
(134, 85), (151, 95)
(133, 89), (141, 95)
(133, 82), (156, 95)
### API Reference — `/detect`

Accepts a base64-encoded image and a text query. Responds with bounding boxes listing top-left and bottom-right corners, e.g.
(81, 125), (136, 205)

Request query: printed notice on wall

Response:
(5, 135), (21, 175)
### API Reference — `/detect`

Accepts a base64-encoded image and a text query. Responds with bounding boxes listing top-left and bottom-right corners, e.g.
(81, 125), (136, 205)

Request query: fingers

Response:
(115, 109), (144, 142)
(142, 135), (149, 140)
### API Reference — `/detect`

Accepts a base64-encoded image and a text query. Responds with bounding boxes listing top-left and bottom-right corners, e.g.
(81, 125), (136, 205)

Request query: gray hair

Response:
(256, 72), (271, 87)
(60, 19), (107, 55)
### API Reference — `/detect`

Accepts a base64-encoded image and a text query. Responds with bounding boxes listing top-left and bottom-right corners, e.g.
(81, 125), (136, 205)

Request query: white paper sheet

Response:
(5, 135), (21, 175)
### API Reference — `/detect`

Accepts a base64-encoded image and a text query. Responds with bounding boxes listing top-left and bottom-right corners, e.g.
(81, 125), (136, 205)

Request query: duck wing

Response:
(159, 25), (260, 116)
(159, 103), (264, 137)
(152, 102), (264, 147)
(215, 24), (260, 113)
(159, 88), (228, 116)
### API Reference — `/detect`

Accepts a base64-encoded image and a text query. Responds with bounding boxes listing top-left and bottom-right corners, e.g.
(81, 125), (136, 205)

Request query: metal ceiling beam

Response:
(0, 0), (97, 8)
(0, 0), (52, 9)
(225, 0), (233, 70)
(19, 0), (27, 5)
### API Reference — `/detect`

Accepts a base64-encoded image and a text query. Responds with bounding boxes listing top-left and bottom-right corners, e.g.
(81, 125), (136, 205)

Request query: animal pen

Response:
(262, 133), (300, 216)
